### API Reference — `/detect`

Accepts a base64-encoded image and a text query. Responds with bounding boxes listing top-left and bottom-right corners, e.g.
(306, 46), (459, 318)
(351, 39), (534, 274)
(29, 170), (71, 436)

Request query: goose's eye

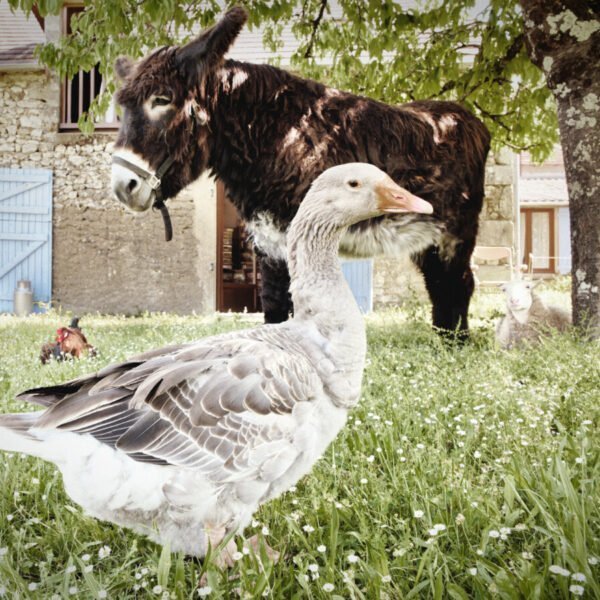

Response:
(348, 180), (360, 188)
(151, 96), (172, 108)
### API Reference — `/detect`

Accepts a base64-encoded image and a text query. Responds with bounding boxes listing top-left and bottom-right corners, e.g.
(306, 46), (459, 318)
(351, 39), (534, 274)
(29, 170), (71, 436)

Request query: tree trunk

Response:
(519, 0), (600, 336)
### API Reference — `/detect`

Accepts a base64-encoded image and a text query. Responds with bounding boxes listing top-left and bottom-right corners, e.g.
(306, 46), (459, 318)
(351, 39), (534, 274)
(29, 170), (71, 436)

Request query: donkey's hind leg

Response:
(414, 244), (475, 339)
(257, 254), (293, 324)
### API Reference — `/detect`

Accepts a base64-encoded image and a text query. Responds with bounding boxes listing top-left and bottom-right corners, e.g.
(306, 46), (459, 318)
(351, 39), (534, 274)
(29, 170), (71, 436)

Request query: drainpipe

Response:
(513, 152), (521, 279)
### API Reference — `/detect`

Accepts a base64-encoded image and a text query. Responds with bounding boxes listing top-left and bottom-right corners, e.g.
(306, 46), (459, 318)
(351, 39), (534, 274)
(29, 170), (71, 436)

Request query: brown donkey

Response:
(111, 6), (490, 336)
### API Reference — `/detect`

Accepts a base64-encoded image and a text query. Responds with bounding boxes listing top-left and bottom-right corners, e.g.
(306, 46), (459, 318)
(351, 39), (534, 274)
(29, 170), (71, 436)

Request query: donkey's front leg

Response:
(257, 254), (293, 324)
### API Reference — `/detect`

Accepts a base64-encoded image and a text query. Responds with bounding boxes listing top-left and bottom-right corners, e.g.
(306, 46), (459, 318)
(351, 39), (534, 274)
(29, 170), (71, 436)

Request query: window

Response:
(60, 6), (117, 131)
(520, 208), (556, 273)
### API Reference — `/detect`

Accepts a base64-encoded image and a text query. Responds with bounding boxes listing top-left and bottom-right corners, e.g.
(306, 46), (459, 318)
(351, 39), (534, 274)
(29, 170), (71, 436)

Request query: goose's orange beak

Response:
(376, 176), (433, 214)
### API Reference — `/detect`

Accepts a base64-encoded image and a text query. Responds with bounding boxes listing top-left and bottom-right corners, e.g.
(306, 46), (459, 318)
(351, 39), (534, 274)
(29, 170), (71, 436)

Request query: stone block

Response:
(477, 220), (514, 247)
(485, 164), (514, 186)
(21, 141), (40, 154)
(68, 154), (86, 167)
(19, 115), (43, 128)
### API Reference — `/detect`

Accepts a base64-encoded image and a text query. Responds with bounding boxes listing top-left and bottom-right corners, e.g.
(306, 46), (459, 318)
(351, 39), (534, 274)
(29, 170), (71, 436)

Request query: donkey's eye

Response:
(151, 96), (172, 108)
(348, 180), (360, 188)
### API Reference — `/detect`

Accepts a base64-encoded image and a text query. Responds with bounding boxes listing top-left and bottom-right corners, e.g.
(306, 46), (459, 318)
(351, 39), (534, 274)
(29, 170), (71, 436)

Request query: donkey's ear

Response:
(176, 6), (247, 82)
(114, 56), (134, 80)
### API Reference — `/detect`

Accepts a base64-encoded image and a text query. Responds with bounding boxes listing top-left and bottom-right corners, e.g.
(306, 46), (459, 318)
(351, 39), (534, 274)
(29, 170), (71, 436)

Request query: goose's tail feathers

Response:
(0, 412), (43, 456)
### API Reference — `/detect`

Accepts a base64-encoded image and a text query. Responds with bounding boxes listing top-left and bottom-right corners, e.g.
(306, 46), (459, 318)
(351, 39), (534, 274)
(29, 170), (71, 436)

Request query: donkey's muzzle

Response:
(111, 163), (155, 212)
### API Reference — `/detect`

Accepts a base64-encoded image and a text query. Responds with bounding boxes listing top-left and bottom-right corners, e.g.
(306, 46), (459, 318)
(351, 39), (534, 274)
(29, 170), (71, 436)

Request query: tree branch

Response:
(434, 32), (525, 100)
(304, 0), (328, 59)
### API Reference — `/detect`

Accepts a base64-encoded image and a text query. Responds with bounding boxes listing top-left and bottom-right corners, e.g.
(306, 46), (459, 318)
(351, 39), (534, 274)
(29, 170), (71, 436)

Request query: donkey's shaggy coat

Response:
(112, 7), (491, 334)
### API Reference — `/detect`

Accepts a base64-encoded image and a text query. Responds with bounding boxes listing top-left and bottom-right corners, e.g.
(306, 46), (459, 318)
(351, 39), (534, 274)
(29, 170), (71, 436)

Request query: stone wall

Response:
(1, 68), (517, 314)
(0, 69), (217, 314)
(372, 150), (516, 308)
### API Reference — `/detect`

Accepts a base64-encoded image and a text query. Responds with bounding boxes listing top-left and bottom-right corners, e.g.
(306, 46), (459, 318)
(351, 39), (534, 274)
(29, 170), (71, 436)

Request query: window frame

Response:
(59, 5), (118, 132)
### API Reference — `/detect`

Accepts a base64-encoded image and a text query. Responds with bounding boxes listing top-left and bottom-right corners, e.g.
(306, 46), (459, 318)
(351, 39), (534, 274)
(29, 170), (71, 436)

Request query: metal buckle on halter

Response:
(147, 174), (161, 190)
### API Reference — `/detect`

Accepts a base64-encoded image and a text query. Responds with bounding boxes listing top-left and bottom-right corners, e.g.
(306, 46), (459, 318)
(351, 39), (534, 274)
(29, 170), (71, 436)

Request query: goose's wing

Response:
(20, 326), (325, 481)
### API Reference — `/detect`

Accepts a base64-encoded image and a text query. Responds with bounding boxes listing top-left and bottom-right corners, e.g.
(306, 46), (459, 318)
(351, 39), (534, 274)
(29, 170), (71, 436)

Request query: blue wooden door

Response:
(0, 168), (53, 313)
(341, 259), (373, 313)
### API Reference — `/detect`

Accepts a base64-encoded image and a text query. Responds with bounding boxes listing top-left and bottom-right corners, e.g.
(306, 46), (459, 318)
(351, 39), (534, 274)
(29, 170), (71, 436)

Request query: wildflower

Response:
(322, 583), (334, 592)
(433, 524), (446, 532)
(347, 554), (359, 564)
(261, 526), (269, 536)
(588, 556), (599, 566)
(232, 551), (243, 561)
(381, 575), (392, 583)
(66, 565), (76, 574)
(471, 502), (478, 508)
(197, 586), (212, 597)
(393, 548), (406, 557)
(303, 525), (315, 533)
(549, 565), (571, 577)
(413, 510), (424, 519)
(98, 545), (111, 559)
(582, 420), (592, 426)
(152, 585), (163, 594)
(428, 529), (438, 537)
(317, 545), (326, 553)
(28, 583), (38, 592)
(6, 515), (13, 522)
(514, 523), (527, 531)
(289, 486), (297, 492)
(488, 530), (500, 539)
(366, 455), (375, 463)
(473, 451), (481, 459)
(455, 513), (465, 525)
(251, 519), (260, 527)
(476, 549), (484, 556)
(468, 568), (477, 576)
(69, 586), (78, 595)
(82, 553), (91, 562)
(308, 564), (319, 572)
(360, 478), (368, 484)
(416, 443), (425, 450)
(98, 592), (108, 599)
(571, 573), (586, 582)
(569, 585), (585, 596)
(522, 552), (534, 560)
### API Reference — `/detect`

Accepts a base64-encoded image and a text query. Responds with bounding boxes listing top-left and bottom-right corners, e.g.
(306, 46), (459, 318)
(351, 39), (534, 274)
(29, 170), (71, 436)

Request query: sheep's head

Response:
(500, 280), (539, 314)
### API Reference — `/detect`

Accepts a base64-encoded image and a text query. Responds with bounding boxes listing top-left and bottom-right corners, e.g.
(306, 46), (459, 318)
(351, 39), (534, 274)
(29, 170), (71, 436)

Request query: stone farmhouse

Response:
(0, 4), (570, 315)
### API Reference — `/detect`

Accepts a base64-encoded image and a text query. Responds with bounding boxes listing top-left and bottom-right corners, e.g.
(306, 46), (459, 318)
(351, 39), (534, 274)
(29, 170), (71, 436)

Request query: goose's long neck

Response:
(287, 210), (367, 396)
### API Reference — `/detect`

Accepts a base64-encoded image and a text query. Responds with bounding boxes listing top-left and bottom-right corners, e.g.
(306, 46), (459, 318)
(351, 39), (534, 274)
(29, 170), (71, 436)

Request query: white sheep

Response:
(495, 280), (571, 348)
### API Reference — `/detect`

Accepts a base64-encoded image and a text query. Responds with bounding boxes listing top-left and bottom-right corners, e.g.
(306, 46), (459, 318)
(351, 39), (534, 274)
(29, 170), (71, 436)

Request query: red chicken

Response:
(40, 317), (97, 364)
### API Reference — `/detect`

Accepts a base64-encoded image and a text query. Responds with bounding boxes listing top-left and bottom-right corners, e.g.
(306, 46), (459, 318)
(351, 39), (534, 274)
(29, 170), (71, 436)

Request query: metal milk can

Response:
(14, 280), (33, 316)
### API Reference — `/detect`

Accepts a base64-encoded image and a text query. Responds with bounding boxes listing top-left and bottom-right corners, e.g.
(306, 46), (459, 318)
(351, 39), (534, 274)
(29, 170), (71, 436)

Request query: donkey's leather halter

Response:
(112, 154), (175, 242)
(111, 103), (207, 242)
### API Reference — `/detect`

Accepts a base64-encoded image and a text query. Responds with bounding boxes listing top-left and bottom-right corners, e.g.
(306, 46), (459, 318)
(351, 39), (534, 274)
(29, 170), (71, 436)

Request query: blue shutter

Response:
(0, 168), (53, 313)
(341, 259), (373, 313)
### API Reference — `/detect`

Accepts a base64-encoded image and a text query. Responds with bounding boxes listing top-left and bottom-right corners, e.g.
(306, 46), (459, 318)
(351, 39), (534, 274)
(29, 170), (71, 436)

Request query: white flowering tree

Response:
(9, 0), (599, 334)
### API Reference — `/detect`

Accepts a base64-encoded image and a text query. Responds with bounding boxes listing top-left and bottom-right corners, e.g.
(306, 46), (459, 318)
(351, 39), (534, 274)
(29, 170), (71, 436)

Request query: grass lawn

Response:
(0, 280), (598, 599)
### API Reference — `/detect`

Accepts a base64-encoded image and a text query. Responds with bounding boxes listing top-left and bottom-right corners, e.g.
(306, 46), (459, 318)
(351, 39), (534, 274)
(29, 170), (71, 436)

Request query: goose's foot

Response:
(198, 531), (281, 587)
(244, 534), (280, 563)
(199, 526), (238, 587)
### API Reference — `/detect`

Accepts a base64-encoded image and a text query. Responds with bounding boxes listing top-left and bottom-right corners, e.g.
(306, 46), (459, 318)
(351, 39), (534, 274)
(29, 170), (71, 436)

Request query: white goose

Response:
(0, 163), (432, 564)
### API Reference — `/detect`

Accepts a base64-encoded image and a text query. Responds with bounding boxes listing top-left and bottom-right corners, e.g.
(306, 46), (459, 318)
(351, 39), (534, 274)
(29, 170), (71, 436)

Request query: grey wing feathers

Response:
(16, 328), (323, 474)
